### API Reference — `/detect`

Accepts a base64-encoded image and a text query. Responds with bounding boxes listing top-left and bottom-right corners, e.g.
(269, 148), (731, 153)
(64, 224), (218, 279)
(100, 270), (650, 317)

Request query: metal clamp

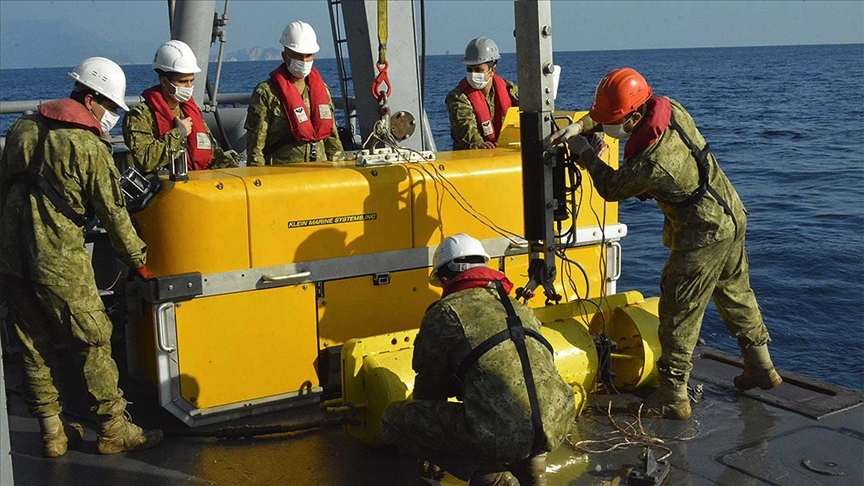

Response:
(156, 302), (176, 353)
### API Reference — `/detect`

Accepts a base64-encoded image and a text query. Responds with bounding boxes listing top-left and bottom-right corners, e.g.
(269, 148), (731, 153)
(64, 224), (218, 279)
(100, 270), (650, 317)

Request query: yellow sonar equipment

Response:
(333, 292), (661, 446)
(124, 109), (647, 427)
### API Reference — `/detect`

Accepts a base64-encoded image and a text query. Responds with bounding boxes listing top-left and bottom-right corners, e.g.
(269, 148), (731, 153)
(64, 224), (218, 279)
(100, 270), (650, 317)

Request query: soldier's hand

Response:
(479, 141), (497, 149)
(175, 117), (193, 138)
(544, 122), (582, 150)
(567, 135), (591, 158)
(587, 132), (608, 158)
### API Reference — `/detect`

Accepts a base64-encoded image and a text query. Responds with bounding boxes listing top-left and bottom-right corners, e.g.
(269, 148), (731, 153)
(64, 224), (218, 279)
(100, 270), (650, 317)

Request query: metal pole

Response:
(171, 0), (218, 104)
(514, 0), (560, 302)
(341, 0), (436, 151)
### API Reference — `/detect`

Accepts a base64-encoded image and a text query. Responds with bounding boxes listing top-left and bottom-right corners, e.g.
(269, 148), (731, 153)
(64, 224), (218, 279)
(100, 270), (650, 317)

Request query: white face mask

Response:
(171, 82), (194, 103)
(100, 109), (120, 135)
(602, 123), (630, 140)
(288, 58), (313, 79)
(466, 71), (489, 90)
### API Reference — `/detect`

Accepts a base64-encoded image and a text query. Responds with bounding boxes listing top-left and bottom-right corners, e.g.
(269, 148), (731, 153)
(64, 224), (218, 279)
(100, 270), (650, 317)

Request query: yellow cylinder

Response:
(539, 318), (598, 416)
(339, 303), (602, 446)
(607, 297), (662, 390)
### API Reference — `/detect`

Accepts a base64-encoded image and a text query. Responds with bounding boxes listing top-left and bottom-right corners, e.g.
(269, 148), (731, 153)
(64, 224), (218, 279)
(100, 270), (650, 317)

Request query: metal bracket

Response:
(627, 447), (670, 485)
(372, 272), (391, 286)
(594, 333), (618, 388)
(143, 272), (203, 303)
(352, 147), (435, 166)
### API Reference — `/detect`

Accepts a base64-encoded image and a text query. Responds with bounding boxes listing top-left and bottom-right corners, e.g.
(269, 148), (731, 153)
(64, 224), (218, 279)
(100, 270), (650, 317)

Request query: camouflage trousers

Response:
(0, 273), (127, 421)
(657, 225), (770, 386)
(380, 400), (519, 481)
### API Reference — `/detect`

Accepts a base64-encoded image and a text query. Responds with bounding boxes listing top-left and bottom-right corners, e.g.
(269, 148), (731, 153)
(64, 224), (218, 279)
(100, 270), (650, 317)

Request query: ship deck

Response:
(4, 346), (863, 486)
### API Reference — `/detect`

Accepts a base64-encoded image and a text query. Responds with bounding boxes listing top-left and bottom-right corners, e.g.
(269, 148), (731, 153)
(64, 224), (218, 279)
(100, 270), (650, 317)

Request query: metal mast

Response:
(514, 0), (561, 303)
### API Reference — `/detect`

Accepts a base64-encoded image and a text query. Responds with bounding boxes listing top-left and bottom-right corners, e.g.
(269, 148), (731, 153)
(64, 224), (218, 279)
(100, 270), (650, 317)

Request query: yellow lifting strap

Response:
(377, 0), (388, 65)
(372, 0), (392, 100)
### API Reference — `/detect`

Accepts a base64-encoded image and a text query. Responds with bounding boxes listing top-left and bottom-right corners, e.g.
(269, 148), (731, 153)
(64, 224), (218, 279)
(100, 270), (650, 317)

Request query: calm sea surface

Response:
(2, 44), (863, 390)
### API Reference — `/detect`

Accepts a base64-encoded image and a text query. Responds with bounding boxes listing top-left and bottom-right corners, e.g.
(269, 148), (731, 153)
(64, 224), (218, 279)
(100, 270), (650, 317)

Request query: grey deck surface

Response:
(4, 346), (863, 486)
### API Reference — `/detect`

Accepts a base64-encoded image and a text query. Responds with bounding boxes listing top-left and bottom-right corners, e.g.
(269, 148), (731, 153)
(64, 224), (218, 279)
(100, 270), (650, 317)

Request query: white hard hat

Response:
(280, 21), (320, 55)
(152, 39), (201, 74)
(430, 233), (490, 286)
(68, 57), (129, 111)
(462, 37), (500, 66)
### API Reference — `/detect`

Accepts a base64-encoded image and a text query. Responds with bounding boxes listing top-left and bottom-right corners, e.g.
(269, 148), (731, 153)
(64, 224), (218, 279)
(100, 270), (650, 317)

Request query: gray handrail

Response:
(1, 92), (354, 116)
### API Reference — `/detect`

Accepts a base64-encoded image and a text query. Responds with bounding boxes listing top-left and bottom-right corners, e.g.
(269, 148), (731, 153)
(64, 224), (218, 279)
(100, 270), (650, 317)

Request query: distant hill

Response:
(0, 18), (160, 69)
(213, 46), (283, 62)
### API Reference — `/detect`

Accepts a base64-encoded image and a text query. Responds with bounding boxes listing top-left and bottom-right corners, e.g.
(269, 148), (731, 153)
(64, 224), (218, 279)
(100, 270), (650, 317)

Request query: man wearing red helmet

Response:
(546, 67), (781, 420)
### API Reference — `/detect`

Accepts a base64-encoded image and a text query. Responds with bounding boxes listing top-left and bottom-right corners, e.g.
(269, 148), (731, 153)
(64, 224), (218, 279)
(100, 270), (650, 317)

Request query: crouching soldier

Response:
(381, 233), (575, 485)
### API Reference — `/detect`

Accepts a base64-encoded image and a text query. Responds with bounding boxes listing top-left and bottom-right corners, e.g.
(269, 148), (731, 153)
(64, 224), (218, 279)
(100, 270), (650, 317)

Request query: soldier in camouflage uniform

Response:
(245, 21), (342, 166)
(123, 40), (238, 173)
(547, 68), (782, 420)
(446, 37), (519, 150)
(0, 57), (163, 457)
(380, 234), (575, 486)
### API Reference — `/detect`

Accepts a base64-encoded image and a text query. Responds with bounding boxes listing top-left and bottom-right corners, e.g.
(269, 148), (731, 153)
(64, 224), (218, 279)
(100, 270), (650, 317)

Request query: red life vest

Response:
(269, 65), (334, 143)
(623, 96), (672, 160)
(141, 85), (213, 170)
(441, 266), (514, 298)
(38, 98), (101, 136)
(458, 75), (512, 143)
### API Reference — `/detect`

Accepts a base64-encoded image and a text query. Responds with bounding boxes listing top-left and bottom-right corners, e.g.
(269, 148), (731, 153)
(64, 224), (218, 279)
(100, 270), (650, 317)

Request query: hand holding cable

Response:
(544, 122), (582, 150)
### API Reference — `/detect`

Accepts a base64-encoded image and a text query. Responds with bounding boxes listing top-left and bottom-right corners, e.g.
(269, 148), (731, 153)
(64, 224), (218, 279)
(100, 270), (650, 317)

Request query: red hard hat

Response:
(589, 68), (652, 124)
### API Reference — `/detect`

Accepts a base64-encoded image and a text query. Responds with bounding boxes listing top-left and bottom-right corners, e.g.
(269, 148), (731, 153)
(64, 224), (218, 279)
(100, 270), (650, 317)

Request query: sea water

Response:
(2, 44), (862, 390)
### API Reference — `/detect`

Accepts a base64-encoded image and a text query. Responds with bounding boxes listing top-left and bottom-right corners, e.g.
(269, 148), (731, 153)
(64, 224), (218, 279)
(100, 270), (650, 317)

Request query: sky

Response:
(0, 0), (862, 69)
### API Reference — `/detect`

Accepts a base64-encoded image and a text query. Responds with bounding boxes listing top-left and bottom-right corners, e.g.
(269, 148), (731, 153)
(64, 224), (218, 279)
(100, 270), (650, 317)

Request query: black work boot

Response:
(468, 470), (520, 486)
(510, 452), (548, 486)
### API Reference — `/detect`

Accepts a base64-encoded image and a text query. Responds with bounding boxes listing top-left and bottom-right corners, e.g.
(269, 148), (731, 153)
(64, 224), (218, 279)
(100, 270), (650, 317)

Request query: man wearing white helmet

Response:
(446, 37), (519, 150)
(245, 20), (343, 165)
(0, 57), (163, 458)
(380, 234), (575, 486)
(123, 39), (238, 172)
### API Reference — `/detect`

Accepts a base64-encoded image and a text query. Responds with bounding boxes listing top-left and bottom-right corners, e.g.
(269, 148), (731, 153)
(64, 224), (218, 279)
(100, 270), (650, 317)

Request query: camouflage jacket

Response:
(445, 79), (518, 150)
(122, 100), (238, 173)
(244, 75), (343, 166)
(413, 281), (575, 454)
(0, 99), (147, 285)
(580, 98), (746, 250)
